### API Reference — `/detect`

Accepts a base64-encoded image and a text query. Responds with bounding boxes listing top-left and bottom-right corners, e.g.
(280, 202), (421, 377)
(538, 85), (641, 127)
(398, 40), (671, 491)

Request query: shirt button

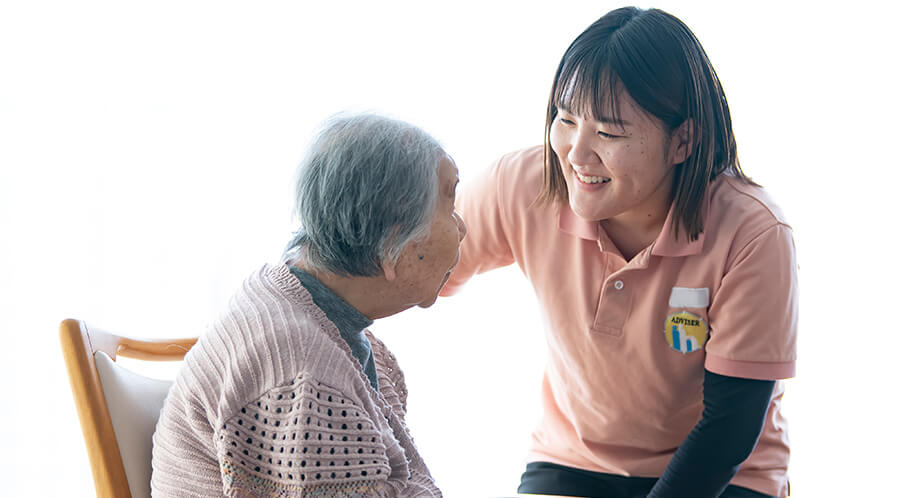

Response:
(613, 280), (624, 290)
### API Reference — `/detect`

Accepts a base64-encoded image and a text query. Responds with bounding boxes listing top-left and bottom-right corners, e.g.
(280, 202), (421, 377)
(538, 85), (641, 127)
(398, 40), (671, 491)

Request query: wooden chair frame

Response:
(59, 318), (197, 498)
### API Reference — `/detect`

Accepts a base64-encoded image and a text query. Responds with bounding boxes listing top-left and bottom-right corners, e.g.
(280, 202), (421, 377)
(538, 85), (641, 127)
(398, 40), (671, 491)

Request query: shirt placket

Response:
(592, 245), (651, 337)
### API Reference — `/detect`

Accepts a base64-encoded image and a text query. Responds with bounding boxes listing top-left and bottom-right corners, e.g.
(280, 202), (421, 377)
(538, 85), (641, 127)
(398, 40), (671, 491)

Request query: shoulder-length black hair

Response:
(539, 7), (755, 241)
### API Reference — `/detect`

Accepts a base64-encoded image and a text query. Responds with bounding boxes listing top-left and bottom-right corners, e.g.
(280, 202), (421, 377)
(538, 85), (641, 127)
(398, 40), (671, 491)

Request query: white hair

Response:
(284, 113), (443, 276)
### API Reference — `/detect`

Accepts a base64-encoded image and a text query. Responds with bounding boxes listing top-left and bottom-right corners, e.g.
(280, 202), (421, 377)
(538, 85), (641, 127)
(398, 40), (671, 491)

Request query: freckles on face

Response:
(402, 155), (462, 308)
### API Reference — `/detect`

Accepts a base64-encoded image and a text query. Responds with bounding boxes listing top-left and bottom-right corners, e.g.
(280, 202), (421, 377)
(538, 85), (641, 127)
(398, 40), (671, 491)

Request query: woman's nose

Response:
(568, 130), (596, 166)
(455, 212), (468, 242)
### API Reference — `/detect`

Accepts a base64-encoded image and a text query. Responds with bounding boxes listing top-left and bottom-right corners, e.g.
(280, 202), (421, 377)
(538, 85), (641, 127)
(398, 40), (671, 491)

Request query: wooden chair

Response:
(59, 318), (197, 498)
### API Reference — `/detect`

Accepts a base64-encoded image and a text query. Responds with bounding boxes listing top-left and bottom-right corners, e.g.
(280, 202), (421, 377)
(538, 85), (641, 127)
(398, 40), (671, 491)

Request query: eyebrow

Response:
(558, 106), (631, 127)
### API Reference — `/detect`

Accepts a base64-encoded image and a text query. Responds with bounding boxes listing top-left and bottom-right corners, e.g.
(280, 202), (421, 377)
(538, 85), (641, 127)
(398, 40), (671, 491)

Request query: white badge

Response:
(668, 287), (709, 308)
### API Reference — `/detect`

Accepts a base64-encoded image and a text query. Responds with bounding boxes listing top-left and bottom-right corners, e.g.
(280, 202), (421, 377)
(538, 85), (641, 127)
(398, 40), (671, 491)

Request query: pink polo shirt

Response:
(442, 146), (797, 497)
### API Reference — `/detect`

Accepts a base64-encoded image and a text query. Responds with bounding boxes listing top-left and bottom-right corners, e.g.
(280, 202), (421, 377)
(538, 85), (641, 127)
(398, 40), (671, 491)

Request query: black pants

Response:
(518, 462), (776, 498)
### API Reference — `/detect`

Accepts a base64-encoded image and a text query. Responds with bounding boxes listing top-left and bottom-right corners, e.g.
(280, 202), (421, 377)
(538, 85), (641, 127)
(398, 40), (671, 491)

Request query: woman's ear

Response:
(669, 119), (695, 165)
(380, 227), (403, 281)
(381, 258), (397, 281)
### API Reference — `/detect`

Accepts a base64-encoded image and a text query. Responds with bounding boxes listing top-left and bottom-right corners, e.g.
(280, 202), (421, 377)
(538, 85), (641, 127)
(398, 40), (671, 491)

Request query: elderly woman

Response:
(151, 113), (464, 497)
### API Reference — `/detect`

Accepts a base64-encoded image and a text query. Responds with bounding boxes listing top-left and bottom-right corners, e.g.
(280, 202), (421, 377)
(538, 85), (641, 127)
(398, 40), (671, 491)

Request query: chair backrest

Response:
(59, 319), (197, 498)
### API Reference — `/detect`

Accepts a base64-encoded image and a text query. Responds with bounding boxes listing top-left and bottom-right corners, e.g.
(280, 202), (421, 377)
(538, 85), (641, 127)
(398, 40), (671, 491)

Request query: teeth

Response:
(576, 172), (611, 184)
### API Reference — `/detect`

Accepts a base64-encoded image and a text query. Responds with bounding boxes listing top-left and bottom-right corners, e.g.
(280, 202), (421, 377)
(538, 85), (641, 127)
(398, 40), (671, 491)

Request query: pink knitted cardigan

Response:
(151, 264), (441, 497)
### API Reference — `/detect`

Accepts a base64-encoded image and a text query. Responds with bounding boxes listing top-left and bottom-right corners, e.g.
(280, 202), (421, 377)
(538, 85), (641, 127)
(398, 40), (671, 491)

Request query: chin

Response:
(570, 201), (605, 221)
(566, 188), (599, 220)
(417, 296), (438, 309)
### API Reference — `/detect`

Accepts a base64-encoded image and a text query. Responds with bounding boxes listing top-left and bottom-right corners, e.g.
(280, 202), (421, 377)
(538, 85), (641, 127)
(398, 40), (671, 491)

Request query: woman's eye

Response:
(559, 118), (575, 125)
(597, 131), (617, 139)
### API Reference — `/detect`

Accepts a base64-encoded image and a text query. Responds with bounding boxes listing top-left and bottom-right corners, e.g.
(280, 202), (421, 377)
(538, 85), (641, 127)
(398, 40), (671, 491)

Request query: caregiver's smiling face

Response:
(549, 86), (688, 229)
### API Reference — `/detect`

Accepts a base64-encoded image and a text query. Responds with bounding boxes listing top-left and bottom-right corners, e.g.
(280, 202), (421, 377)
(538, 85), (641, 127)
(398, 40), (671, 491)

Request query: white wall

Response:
(1, 1), (895, 496)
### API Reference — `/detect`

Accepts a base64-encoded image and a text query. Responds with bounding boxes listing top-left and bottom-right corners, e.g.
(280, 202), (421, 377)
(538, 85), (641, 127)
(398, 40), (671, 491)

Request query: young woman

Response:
(442, 7), (797, 498)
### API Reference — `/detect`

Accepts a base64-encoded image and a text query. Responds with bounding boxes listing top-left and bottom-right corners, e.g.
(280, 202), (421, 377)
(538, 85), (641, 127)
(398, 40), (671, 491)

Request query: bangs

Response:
(552, 56), (626, 127)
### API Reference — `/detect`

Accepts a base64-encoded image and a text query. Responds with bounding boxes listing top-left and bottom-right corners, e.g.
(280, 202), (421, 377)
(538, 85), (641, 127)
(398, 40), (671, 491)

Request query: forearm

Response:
(647, 370), (775, 498)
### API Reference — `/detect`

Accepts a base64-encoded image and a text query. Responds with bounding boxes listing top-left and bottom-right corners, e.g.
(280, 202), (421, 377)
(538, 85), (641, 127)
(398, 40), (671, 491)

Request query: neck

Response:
(291, 260), (402, 320)
(600, 216), (665, 261)
(601, 182), (674, 261)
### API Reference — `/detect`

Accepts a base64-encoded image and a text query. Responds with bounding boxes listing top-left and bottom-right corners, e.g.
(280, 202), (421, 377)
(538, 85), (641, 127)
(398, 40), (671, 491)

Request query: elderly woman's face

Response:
(393, 155), (467, 309)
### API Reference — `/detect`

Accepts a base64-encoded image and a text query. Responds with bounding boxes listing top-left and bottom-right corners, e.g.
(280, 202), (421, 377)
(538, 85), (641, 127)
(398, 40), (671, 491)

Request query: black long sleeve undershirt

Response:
(647, 369), (776, 498)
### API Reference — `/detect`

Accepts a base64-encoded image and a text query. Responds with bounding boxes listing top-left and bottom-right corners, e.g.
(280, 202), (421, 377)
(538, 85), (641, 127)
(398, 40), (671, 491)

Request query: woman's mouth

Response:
(575, 171), (611, 185)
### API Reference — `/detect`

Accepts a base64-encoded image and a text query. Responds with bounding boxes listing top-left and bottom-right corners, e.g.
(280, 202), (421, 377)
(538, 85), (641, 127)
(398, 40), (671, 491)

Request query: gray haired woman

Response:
(152, 113), (465, 497)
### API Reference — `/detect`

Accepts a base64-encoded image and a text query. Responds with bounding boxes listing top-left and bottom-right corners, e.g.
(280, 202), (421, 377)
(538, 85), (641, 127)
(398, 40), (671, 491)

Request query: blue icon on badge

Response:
(671, 324), (698, 353)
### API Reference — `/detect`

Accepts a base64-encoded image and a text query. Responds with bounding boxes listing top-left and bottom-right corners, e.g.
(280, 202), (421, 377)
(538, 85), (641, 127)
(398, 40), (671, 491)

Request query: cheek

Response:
(609, 143), (648, 179)
(426, 222), (458, 269)
(442, 225), (460, 258)
(548, 122), (567, 156)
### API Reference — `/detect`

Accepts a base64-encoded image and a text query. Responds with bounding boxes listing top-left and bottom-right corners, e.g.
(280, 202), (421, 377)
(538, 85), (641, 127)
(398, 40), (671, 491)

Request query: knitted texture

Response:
(151, 264), (440, 497)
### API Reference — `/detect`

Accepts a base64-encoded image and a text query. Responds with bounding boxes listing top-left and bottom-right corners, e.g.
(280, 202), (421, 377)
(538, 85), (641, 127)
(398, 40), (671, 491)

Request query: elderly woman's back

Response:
(151, 114), (462, 497)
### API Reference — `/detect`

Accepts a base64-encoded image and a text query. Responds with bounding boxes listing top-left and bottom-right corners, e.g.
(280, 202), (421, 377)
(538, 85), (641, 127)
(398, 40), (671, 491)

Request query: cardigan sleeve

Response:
(216, 376), (397, 497)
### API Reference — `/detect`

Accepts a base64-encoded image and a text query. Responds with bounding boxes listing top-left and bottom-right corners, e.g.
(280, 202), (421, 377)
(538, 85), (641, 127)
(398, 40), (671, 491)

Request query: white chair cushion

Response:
(94, 351), (173, 498)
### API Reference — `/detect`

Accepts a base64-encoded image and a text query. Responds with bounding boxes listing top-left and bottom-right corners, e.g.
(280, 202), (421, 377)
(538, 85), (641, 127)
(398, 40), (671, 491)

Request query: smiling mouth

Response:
(575, 171), (611, 185)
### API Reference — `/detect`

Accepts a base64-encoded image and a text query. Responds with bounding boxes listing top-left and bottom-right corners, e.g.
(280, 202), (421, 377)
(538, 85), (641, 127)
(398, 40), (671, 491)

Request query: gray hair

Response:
(284, 113), (444, 277)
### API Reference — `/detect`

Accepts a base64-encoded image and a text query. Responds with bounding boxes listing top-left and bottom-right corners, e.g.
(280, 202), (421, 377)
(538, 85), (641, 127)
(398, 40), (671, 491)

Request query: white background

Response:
(2, 1), (896, 496)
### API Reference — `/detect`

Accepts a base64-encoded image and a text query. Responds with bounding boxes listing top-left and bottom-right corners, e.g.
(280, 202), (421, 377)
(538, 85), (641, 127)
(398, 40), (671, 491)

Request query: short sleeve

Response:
(440, 154), (516, 296)
(705, 223), (798, 380)
(216, 377), (395, 497)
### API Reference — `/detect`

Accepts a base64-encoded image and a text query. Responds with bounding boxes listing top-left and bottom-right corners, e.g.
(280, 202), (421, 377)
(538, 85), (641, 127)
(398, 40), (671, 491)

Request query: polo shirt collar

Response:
(650, 210), (705, 256)
(651, 192), (709, 257)
(557, 195), (708, 258)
